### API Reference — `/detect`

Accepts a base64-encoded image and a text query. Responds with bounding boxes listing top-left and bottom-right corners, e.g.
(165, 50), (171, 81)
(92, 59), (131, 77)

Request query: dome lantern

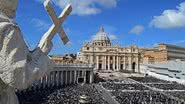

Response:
(100, 26), (104, 32)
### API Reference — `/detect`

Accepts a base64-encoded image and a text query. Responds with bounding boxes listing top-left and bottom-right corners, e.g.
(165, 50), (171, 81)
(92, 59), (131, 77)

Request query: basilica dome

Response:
(92, 27), (111, 46)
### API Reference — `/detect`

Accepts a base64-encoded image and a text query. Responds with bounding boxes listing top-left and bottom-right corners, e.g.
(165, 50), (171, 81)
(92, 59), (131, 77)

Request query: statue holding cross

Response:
(0, 0), (72, 104)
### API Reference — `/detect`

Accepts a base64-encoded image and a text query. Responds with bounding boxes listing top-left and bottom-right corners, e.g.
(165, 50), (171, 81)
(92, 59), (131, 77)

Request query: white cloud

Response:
(150, 2), (185, 29)
(109, 34), (117, 40)
(130, 25), (144, 35)
(31, 18), (50, 31)
(35, 0), (118, 16)
(90, 34), (117, 42)
(173, 39), (185, 44)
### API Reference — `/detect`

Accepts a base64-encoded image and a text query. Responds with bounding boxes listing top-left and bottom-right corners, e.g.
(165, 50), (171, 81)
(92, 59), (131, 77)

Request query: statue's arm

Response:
(0, 23), (12, 48)
(37, 31), (54, 55)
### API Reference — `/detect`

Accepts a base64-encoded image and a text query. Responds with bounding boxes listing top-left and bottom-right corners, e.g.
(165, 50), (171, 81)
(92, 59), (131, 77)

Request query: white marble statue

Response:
(0, 0), (72, 104)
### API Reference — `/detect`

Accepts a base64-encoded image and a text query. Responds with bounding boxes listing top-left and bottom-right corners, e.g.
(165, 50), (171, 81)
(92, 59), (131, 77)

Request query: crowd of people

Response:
(101, 82), (149, 91)
(100, 77), (185, 104)
(16, 76), (185, 104)
(16, 84), (108, 104)
(166, 91), (185, 101)
(146, 83), (185, 90)
(111, 91), (177, 104)
(129, 76), (170, 83)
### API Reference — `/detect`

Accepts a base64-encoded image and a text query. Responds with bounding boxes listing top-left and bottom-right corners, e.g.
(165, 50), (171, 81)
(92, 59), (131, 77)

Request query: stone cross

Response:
(38, 0), (72, 49)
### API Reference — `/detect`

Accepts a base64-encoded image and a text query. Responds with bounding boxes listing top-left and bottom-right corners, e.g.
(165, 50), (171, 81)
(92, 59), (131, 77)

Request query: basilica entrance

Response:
(132, 62), (136, 72)
(99, 64), (102, 70)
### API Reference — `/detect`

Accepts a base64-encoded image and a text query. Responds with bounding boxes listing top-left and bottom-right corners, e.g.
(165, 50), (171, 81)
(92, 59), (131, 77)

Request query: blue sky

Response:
(16, 0), (185, 55)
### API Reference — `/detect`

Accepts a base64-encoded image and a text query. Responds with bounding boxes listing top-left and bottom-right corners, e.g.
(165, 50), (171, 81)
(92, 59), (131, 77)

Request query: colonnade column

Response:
(53, 72), (56, 86)
(84, 71), (86, 83)
(42, 76), (45, 89)
(58, 71), (61, 86)
(74, 70), (77, 84)
(48, 73), (51, 87)
(60, 71), (63, 86)
(90, 71), (94, 83)
(45, 76), (48, 88)
(70, 71), (72, 84)
(50, 73), (53, 87)
(38, 78), (41, 89)
(57, 71), (60, 87)
(65, 71), (68, 85)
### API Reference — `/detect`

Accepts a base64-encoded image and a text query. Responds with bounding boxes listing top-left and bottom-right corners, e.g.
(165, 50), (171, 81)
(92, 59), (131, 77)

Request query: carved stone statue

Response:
(0, 0), (72, 104)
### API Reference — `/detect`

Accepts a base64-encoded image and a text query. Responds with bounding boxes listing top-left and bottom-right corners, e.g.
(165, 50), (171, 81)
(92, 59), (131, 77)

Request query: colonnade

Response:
(32, 65), (94, 89)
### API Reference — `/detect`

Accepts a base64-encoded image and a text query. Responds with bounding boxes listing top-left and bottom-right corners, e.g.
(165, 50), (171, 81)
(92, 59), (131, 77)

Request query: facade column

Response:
(108, 56), (110, 70)
(113, 56), (115, 71)
(117, 56), (119, 71)
(105, 56), (107, 70)
(96, 56), (99, 70)
(103, 56), (106, 70)
(90, 55), (94, 64)
(129, 56), (132, 71)
(124, 55), (126, 70)
(137, 56), (140, 73)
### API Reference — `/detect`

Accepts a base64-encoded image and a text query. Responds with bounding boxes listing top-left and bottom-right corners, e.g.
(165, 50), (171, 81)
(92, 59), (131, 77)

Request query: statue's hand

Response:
(39, 39), (53, 55)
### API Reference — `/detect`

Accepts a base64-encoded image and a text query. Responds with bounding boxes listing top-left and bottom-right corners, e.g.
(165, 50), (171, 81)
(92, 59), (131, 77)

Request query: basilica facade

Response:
(77, 27), (141, 73)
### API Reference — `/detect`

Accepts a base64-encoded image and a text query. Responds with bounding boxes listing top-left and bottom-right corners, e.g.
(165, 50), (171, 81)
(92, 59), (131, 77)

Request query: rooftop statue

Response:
(0, 0), (72, 104)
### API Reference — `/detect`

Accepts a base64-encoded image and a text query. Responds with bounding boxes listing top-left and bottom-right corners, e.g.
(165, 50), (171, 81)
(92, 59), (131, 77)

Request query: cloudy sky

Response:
(16, 0), (185, 55)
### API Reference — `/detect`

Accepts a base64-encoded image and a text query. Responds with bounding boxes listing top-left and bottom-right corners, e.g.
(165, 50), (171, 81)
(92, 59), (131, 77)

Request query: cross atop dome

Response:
(100, 26), (104, 32)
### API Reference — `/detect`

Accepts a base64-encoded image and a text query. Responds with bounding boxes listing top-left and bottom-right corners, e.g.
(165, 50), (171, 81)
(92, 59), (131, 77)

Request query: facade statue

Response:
(0, 0), (72, 104)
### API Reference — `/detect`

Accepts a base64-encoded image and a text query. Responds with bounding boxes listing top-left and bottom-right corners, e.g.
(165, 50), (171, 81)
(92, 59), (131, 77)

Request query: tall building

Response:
(142, 43), (185, 64)
(77, 27), (141, 73)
